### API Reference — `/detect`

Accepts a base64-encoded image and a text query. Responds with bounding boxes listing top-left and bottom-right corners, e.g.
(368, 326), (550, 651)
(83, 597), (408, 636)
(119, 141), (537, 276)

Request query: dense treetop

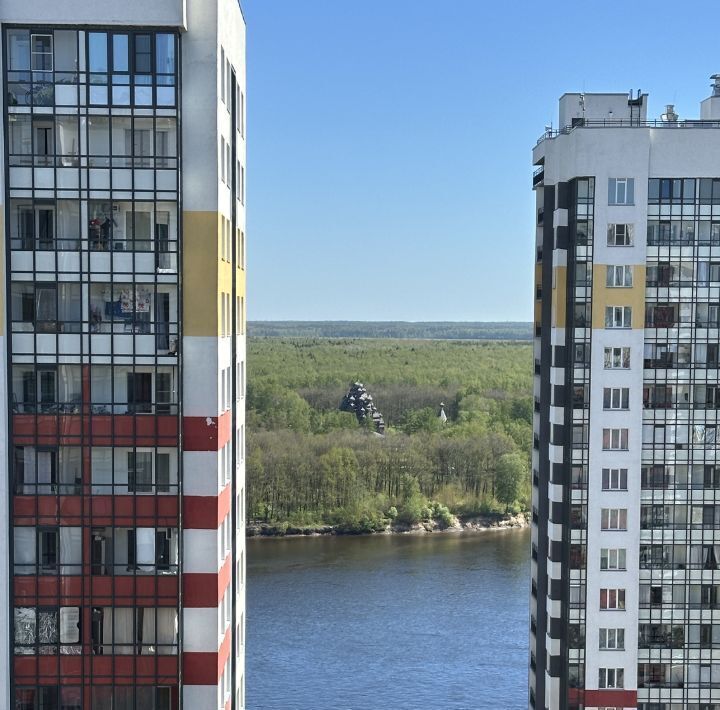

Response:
(247, 337), (533, 532)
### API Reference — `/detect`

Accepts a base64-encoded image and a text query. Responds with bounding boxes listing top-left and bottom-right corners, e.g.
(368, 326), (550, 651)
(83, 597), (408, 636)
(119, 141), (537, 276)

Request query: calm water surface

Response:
(246, 529), (530, 710)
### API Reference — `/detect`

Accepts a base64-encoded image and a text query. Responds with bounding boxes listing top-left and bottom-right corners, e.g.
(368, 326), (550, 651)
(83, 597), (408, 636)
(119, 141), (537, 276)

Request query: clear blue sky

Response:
(243, 0), (719, 322)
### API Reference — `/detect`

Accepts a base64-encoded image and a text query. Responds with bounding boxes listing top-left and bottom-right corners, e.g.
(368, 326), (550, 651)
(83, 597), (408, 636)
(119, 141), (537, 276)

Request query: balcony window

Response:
(8, 29), (31, 70)
(88, 201), (177, 258)
(689, 547), (720, 571)
(11, 282), (81, 333)
(90, 688), (171, 710)
(16, 687), (83, 710)
(8, 115), (31, 165)
(698, 221), (720, 245)
(30, 34), (53, 72)
(641, 504), (686, 529)
(696, 304), (720, 328)
(91, 607), (178, 655)
(13, 526), (81, 575)
(573, 303), (591, 328)
(638, 663), (683, 689)
(569, 544), (586, 569)
(88, 31), (108, 101)
(571, 465), (587, 489)
(568, 663), (584, 689)
(568, 624), (585, 647)
(14, 606), (81, 656)
(570, 505), (586, 529)
(696, 343), (720, 367)
(10, 115), (82, 167)
(91, 526), (178, 575)
(645, 303), (691, 328)
(88, 283), (177, 351)
(569, 584), (585, 609)
(640, 544), (686, 570)
(88, 116), (110, 166)
(9, 199), (79, 250)
(91, 447), (177, 495)
(12, 364), (81, 414)
(691, 464), (720, 489)
(639, 624), (684, 648)
(13, 446), (81, 495)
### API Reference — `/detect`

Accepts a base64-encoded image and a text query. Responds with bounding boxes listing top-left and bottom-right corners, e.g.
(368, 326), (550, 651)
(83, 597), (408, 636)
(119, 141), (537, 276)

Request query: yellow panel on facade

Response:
(183, 211), (220, 337)
(591, 264), (646, 329)
(235, 269), (246, 298)
(552, 266), (567, 328)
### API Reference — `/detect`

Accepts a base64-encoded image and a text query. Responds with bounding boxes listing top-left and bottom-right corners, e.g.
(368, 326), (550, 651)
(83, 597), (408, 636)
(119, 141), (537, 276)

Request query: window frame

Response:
(603, 387), (630, 410)
(604, 346), (631, 369)
(600, 587), (626, 610)
(602, 428), (629, 451)
(608, 178), (635, 206)
(605, 305), (632, 329)
(601, 508), (628, 531)
(602, 468), (628, 491)
(607, 223), (633, 246)
(600, 547), (627, 570)
(599, 627), (625, 650)
(606, 265), (633, 288)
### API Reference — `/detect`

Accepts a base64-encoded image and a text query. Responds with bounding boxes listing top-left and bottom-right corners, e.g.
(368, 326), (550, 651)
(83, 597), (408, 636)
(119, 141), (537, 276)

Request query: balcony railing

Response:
(537, 118), (720, 146)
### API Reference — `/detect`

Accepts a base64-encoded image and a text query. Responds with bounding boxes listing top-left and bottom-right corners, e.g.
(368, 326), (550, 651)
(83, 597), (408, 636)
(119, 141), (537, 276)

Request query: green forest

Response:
(249, 320), (533, 340)
(246, 337), (533, 533)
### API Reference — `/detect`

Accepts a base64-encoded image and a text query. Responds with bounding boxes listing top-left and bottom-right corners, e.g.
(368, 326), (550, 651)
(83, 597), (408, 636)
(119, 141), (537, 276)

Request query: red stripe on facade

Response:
(183, 554), (232, 607)
(13, 495), (179, 526)
(182, 411), (231, 451)
(183, 484), (231, 529)
(571, 689), (637, 706)
(182, 626), (232, 685)
(13, 414), (179, 447)
(14, 576), (179, 606)
(14, 656), (179, 683)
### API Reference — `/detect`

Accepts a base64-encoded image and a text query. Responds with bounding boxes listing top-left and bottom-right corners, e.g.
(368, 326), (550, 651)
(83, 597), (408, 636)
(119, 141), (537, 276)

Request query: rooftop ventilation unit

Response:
(661, 104), (678, 122)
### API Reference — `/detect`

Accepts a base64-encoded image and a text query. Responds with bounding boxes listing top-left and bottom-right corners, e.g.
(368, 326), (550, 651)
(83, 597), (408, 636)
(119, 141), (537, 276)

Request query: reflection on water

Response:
(247, 529), (530, 710)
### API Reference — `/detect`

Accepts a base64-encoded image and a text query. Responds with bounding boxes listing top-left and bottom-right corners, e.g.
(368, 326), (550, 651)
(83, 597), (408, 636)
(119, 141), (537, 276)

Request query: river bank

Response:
(246, 511), (529, 538)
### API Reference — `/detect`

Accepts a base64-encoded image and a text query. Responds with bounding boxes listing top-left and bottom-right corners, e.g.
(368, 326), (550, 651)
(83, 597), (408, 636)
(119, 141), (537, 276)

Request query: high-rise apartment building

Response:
(531, 81), (720, 710)
(0, 1), (247, 708)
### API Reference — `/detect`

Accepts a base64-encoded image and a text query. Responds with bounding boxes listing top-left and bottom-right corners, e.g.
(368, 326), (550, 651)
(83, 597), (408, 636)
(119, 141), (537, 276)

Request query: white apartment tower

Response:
(0, 0), (247, 708)
(531, 80), (720, 710)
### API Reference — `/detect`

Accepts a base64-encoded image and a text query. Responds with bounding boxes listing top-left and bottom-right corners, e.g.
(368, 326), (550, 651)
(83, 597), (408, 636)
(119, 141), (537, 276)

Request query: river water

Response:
(246, 528), (530, 710)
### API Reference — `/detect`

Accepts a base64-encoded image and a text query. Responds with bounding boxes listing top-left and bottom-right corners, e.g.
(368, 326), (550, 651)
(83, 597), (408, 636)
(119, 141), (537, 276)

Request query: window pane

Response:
(8, 29), (30, 70)
(88, 32), (108, 72)
(54, 30), (77, 72)
(113, 34), (129, 72)
(156, 33), (175, 74)
(135, 34), (152, 74)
